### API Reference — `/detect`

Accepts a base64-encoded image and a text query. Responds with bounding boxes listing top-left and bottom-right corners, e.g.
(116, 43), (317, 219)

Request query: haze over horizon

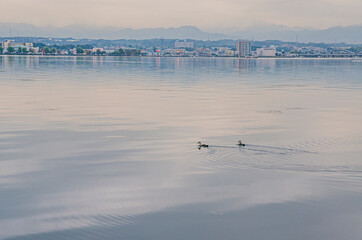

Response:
(1, 23), (362, 43)
(2, 0), (362, 32)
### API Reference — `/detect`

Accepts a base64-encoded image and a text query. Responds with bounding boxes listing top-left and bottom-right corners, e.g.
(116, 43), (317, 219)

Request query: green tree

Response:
(17, 47), (23, 54)
(29, 48), (35, 54)
(51, 47), (57, 54)
(0, 46), (3, 54)
(22, 48), (28, 54)
(43, 47), (50, 54)
(123, 49), (141, 56)
(7, 46), (15, 54)
(112, 48), (125, 56)
(96, 49), (102, 55)
(76, 47), (84, 54)
(124, 49), (131, 56)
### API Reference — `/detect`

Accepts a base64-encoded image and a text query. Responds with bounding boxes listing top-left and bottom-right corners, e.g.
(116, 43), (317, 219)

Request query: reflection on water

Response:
(0, 56), (362, 240)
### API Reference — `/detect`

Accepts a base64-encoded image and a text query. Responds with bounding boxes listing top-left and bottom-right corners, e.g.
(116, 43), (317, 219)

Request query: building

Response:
(215, 47), (236, 57)
(175, 40), (194, 49)
(255, 47), (276, 57)
(1, 40), (38, 53)
(236, 41), (251, 57)
(92, 47), (104, 53)
(164, 49), (185, 56)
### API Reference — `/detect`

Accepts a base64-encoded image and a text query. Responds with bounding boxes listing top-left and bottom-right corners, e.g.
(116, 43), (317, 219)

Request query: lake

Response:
(0, 56), (362, 240)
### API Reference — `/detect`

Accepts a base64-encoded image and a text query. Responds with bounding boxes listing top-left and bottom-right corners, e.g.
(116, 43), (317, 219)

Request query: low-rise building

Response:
(92, 47), (104, 53)
(1, 40), (39, 53)
(175, 40), (194, 49)
(164, 49), (185, 56)
(255, 47), (276, 57)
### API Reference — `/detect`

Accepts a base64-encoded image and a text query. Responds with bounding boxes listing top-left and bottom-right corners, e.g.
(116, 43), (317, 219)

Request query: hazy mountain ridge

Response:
(231, 25), (362, 43)
(0, 23), (361, 43)
(0, 24), (228, 41)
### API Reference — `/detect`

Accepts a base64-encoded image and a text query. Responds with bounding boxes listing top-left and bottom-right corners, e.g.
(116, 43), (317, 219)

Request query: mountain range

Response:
(0, 23), (361, 43)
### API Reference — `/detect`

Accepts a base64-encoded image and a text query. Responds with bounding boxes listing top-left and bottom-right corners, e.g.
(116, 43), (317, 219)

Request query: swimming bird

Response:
(237, 140), (246, 147)
(198, 141), (209, 148)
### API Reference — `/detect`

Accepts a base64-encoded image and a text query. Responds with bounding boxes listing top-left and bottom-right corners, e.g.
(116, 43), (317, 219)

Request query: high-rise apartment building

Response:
(236, 41), (251, 57)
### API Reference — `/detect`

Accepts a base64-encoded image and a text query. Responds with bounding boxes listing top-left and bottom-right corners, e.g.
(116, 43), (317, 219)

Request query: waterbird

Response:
(237, 140), (246, 147)
(198, 141), (209, 148)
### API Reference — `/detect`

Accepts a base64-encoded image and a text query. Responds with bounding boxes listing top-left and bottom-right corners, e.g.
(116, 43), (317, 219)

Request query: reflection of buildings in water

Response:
(73, 56), (81, 67)
(221, 58), (236, 70)
(73, 56), (100, 68)
(0, 55), (4, 69)
(175, 57), (180, 68)
(174, 57), (187, 70)
(24, 56), (37, 69)
(236, 59), (253, 72)
(155, 57), (161, 69)
(1, 55), (40, 71)
(92, 56), (105, 67)
(256, 59), (276, 69)
(236, 59), (277, 73)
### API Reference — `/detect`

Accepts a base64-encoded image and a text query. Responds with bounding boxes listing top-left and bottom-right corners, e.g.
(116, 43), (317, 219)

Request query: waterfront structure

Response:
(215, 47), (236, 57)
(1, 40), (38, 53)
(92, 47), (104, 53)
(164, 49), (185, 56)
(255, 47), (276, 57)
(1, 40), (33, 49)
(236, 41), (251, 57)
(1, 37), (361, 57)
(175, 40), (194, 49)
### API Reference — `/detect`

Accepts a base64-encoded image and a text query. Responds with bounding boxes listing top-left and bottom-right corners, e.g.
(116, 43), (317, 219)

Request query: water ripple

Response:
(198, 135), (362, 174)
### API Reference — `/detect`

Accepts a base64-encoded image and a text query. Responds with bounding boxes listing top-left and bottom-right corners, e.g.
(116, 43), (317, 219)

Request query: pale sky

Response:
(2, 0), (362, 31)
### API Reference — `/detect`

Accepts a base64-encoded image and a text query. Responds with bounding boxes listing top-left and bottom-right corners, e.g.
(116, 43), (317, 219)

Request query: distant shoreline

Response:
(1, 54), (362, 60)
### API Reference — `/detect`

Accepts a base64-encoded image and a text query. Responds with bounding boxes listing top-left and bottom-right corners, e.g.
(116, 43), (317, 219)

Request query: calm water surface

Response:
(0, 56), (362, 239)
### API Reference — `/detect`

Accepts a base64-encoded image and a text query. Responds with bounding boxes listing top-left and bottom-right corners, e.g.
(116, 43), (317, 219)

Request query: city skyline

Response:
(2, 0), (362, 31)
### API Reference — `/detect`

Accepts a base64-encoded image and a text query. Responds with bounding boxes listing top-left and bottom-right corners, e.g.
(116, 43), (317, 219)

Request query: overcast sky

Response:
(2, 0), (362, 31)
